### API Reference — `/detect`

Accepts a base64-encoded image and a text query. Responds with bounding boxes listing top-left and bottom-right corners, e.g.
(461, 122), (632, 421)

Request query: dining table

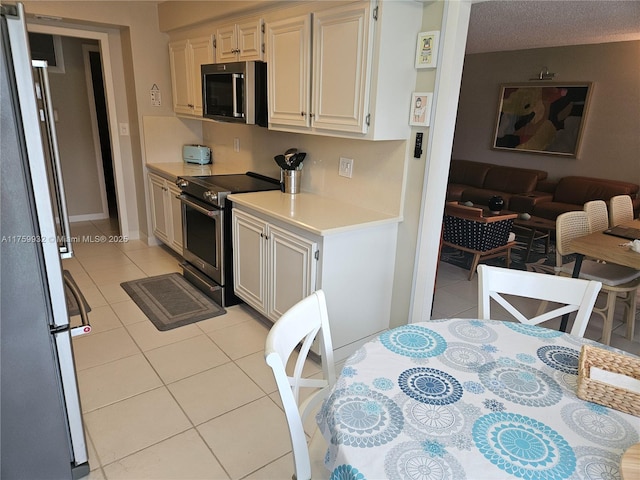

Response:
(569, 218), (640, 271)
(559, 218), (640, 332)
(317, 318), (640, 480)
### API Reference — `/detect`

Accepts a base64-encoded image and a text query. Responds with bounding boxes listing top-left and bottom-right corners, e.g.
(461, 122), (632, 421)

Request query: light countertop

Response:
(228, 191), (401, 236)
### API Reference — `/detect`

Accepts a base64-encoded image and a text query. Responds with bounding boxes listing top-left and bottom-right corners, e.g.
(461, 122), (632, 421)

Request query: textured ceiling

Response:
(466, 0), (640, 54)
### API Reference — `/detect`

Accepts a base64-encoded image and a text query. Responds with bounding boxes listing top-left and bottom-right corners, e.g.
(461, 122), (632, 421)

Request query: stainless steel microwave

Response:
(201, 61), (267, 126)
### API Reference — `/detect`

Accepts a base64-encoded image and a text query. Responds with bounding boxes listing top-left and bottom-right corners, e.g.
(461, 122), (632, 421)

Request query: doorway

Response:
(83, 44), (118, 222)
(27, 22), (130, 239)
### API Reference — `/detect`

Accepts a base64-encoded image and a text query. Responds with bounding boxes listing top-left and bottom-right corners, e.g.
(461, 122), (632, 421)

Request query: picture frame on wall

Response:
(415, 31), (439, 69)
(409, 92), (433, 127)
(492, 82), (593, 157)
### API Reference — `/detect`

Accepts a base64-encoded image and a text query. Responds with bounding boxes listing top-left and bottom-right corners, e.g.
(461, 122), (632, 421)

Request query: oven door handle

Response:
(177, 195), (221, 217)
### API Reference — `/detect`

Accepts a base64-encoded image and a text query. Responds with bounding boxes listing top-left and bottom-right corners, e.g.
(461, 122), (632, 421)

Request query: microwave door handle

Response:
(232, 73), (242, 118)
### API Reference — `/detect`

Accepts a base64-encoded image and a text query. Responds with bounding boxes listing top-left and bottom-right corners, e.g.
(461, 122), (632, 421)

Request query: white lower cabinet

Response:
(232, 208), (317, 321)
(148, 172), (183, 254)
(232, 203), (397, 361)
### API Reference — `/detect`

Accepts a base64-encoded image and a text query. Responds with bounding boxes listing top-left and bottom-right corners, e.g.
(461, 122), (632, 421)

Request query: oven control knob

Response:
(176, 179), (188, 188)
(203, 191), (218, 202)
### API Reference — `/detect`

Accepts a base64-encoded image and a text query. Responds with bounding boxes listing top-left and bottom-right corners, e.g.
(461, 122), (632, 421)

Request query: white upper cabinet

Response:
(169, 36), (213, 116)
(265, 14), (311, 128)
(266, 0), (422, 140)
(215, 18), (264, 63)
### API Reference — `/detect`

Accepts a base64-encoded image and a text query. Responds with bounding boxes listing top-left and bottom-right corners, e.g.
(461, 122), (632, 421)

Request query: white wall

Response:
(47, 36), (105, 219)
(453, 41), (640, 186)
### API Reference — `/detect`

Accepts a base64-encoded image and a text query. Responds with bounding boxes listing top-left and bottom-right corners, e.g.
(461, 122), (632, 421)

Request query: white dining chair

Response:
(477, 264), (602, 337)
(584, 199), (609, 233)
(265, 290), (335, 480)
(609, 194), (635, 227)
(556, 211), (640, 344)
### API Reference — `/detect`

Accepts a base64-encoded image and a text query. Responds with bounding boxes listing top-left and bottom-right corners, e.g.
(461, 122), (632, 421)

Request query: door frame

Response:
(27, 23), (130, 238)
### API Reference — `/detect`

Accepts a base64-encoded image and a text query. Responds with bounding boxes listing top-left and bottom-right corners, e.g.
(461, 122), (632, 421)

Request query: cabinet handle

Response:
(187, 103), (194, 108)
(300, 111), (305, 117)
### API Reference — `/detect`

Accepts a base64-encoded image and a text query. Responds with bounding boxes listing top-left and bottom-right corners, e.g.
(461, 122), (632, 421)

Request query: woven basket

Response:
(577, 345), (640, 417)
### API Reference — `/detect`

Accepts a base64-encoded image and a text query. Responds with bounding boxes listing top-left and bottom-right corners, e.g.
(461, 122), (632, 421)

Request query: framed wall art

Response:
(409, 92), (433, 127)
(415, 31), (439, 69)
(492, 82), (593, 157)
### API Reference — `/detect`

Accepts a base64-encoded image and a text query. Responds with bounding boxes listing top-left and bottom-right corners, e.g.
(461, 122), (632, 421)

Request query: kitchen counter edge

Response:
(228, 191), (401, 236)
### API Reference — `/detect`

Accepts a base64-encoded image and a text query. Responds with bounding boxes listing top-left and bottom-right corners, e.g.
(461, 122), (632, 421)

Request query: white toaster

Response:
(183, 145), (211, 164)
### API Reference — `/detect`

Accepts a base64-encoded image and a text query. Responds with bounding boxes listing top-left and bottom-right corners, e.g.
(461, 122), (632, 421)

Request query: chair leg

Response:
(601, 291), (618, 345)
(469, 253), (481, 281)
(625, 289), (638, 340)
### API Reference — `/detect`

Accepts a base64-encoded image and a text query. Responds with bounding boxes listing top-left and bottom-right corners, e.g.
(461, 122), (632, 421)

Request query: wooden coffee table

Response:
(513, 215), (556, 262)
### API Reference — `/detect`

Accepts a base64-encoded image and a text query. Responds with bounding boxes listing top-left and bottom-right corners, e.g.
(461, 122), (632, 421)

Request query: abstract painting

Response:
(492, 83), (593, 157)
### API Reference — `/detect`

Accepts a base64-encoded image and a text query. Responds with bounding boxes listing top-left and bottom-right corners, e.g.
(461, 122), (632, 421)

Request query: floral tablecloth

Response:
(317, 319), (640, 480)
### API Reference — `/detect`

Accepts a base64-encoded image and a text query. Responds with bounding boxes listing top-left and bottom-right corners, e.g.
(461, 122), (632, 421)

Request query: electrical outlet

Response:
(119, 123), (129, 136)
(339, 157), (354, 178)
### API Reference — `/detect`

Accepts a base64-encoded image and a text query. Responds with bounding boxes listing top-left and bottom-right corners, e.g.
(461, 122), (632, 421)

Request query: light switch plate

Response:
(339, 157), (353, 178)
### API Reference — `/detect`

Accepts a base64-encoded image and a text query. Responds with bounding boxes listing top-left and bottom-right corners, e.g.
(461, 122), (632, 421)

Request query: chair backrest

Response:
(583, 200), (609, 233)
(608, 194), (634, 227)
(265, 290), (335, 480)
(477, 264), (602, 337)
(556, 210), (591, 268)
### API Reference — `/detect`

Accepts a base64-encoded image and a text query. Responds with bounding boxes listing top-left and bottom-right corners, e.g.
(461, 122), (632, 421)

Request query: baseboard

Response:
(69, 213), (109, 222)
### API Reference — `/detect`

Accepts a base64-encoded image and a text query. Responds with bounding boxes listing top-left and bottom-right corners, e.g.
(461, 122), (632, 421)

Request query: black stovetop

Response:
(178, 171), (281, 207)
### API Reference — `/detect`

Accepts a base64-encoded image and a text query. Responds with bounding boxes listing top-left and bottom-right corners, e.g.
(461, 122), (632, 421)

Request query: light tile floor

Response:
(69, 219), (639, 480)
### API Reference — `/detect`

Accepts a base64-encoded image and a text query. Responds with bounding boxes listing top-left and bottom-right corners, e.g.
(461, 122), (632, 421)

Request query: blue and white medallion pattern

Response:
(316, 319), (640, 480)
(570, 446), (623, 480)
(398, 368), (463, 405)
(560, 402), (639, 449)
(380, 325), (447, 358)
(504, 322), (564, 338)
(447, 320), (498, 344)
(438, 342), (494, 373)
(478, 361), (562, 407)
(472, 412), (576, 479)
(384, 441), (466, 480)
(537, 345), (580, 375)
(320, 388), (404, 448)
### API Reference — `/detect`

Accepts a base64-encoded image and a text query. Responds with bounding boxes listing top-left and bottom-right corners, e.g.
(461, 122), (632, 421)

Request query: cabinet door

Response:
(266, 15), (311, 128)
(168, 40), (194, 115)
(267, 224), (317, 321)
(236, 19), (263, 61)
(215, 24), (238, 63)
(148, 174), (169, 244)
(167, 183), (183, 253)
(232, 209), (268, 313)
(312, 3), (372, 133)
(189, 36), (214, 115)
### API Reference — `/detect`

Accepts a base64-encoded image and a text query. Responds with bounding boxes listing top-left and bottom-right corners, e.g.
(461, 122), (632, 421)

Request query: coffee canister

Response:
(283, 170), (301, 194)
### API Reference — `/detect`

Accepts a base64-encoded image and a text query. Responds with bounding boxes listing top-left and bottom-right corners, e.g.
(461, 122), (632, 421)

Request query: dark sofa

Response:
(447, 159), (640, 220)
(447, 159), (547, 210)
(513, 176), (640, 221)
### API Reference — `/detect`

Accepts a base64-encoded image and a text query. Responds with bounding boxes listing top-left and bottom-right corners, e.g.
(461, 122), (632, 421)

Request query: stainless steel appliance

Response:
(176, 172), (280, 307)
(202, 60), (267, 126)
(1, 4), (90, 478)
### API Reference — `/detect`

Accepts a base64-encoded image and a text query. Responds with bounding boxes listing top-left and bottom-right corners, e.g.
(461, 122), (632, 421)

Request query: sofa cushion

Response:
(553, 176), (639, 204)
(448, 160), (492, 189)
(532, 201), (581, 221)
(482, 167), (540, 194)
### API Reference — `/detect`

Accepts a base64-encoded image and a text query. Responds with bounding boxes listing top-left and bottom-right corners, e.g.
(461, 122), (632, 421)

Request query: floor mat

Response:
(120, 273), (225, 331)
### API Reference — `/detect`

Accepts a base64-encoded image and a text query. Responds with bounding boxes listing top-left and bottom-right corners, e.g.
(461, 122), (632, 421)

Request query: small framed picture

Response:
(415, 31), (439, 69)
(409, 92), (433, 127)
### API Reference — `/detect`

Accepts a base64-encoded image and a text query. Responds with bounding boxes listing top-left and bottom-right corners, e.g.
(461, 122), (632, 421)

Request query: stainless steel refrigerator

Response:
(1, 3), (90, 478)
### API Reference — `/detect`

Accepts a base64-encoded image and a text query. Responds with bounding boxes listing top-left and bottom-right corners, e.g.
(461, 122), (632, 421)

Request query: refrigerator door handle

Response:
(53, 330), (89, 467)
(32, 60), (73, 259)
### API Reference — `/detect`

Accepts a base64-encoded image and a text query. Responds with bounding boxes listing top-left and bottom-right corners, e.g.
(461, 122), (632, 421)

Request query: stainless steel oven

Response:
(176, 172), (280, 307)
